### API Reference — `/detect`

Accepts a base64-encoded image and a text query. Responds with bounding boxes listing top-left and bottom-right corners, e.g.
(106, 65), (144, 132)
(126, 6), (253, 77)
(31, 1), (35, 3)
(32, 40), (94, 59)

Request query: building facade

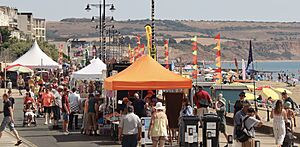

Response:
(17, 12), (33, 39)
(33, 18), (46, 41)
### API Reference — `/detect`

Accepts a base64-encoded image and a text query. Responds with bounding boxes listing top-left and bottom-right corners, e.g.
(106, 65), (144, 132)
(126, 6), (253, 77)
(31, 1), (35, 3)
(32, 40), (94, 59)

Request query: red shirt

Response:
(42, 92), (54, 107)
(62, 95), (70, 113)
(193, 90), (212, 108)
(24, 97), (35, 104)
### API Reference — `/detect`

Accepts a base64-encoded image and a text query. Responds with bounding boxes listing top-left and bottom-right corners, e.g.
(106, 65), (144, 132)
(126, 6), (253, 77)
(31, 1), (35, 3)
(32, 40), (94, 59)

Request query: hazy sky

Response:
(1, 0), (300, 22)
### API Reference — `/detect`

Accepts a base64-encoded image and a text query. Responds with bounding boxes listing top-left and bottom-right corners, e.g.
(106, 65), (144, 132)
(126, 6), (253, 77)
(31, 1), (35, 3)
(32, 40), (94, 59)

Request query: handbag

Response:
(236, 116), (252, 142)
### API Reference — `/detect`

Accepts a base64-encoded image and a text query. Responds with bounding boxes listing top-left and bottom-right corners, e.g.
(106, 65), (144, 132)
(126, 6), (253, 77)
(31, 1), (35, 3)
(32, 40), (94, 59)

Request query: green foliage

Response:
(1, 37), (58, 62)
(0, 27), (11, 43)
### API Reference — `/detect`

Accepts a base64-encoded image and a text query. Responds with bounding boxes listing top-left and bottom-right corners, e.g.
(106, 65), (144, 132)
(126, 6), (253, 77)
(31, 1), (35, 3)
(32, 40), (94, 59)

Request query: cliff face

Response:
(47, 19), (300, 62)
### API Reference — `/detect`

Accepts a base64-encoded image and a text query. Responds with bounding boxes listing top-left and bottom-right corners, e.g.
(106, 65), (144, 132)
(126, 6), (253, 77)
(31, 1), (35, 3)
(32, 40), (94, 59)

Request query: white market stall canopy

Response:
(72, 58), (107, 81)
(11, 41), (59, 68)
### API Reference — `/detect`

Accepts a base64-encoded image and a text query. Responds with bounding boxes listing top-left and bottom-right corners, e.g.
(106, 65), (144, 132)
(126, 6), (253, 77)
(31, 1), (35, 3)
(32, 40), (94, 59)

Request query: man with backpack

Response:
(193, 86), (212, 127)
(234, 100), (262, 147)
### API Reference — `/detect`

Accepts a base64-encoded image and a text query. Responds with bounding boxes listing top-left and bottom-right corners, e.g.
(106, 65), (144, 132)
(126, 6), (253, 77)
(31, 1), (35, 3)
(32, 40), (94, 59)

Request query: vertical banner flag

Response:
(242, 59), (246, 80)
(145, 24), (157, 60)
(214, 33), (222, 83)
(164, 40), (169, 69)
(134, 35), (141, 60)
(58, 44), (63, 65)
(246, 40), (253, 73)
(128, 44), (134, 63)
(145, 24), (152, 56)
(139, 44), (145, 57)
(234, 57), (239, 76)
(191, 36), (198, 79)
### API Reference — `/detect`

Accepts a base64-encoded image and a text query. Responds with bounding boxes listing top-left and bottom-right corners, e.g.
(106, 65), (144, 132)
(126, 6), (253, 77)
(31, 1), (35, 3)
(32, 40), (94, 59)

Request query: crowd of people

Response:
(0, 71), (299, 147)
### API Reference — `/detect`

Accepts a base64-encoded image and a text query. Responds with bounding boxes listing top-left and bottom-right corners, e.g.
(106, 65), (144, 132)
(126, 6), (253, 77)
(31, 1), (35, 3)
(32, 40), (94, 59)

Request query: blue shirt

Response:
(233, 109), (246, 139)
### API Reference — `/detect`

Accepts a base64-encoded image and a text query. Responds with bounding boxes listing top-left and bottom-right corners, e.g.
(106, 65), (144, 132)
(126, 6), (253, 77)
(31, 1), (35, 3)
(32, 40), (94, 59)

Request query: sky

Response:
(1, 0), (300, 22)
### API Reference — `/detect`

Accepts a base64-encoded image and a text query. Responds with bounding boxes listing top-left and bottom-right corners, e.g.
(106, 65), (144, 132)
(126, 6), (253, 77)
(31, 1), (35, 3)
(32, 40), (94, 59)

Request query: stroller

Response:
(23, 101), (37, 127)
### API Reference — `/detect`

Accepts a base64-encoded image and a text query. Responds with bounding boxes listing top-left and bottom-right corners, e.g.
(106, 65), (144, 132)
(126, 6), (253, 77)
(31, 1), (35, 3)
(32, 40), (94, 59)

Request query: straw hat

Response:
(155, 102), (165, 110)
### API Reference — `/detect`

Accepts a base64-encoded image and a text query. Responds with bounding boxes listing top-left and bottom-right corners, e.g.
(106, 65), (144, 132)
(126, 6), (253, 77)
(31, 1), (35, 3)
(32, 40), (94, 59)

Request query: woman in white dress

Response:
(271, 100), (288, 147)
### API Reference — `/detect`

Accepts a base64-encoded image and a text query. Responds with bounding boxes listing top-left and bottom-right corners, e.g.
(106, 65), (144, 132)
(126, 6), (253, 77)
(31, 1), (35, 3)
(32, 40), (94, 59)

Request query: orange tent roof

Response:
(104, 55), (192, 90)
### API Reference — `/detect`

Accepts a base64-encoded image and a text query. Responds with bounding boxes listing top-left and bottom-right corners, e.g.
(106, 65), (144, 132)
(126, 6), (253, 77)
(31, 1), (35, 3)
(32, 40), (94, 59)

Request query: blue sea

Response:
(207, 61), (300, 77)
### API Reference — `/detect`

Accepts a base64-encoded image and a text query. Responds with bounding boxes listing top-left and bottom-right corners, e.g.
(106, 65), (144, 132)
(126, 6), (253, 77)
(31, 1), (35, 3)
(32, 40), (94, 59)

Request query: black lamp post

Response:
(85, 1), (115, 62)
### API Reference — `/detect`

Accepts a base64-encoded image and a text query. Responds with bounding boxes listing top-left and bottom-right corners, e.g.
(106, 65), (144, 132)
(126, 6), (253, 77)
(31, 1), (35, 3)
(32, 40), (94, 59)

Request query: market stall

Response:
(103, 55), (192, 142)
(71, 58), (107, 81)
(11, 41), (59, 69)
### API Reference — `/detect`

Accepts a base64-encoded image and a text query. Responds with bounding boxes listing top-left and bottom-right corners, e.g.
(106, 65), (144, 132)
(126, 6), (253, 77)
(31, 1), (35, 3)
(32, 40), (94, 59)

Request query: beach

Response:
(255, 80), (300, 104)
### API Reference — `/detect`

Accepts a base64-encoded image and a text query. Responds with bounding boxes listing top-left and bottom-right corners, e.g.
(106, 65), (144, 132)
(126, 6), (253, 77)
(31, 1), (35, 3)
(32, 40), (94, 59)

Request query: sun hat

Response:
(155, 102), (165, 110)
(239, 92), (246, 97)
(219, 98), (226, 105)
(284, 101), (292, 109)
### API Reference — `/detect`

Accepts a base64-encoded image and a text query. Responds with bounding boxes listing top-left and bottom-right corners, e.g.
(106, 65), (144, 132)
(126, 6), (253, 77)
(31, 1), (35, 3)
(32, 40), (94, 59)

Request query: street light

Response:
(85, 1), (115, 62)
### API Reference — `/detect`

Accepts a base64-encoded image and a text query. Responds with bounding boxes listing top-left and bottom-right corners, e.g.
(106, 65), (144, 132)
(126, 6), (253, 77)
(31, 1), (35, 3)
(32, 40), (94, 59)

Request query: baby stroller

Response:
(23, 101), (37, 127)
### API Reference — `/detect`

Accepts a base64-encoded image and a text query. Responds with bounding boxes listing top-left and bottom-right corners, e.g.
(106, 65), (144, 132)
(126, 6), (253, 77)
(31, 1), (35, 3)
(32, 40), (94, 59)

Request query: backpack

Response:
(236, 116), (252, 142)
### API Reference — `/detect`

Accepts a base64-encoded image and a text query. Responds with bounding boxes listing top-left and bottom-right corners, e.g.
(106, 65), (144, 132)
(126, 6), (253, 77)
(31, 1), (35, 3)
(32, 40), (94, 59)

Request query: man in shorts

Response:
(62, 88), (70, 135)
(42, 87), (54, 125)
(0, 93), (22, 146)
(51, 86), (63, 130)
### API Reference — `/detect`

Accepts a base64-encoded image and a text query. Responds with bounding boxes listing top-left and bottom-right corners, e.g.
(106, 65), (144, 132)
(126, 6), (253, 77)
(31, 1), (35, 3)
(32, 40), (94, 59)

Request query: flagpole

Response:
(251, 40), (258, 112)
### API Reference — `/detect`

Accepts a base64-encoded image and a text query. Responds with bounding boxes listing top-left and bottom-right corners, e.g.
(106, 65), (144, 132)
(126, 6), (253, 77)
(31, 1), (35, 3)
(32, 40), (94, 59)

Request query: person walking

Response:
(148, 102), (169, 147)
(0, 93), (22, 146)
(118, 105), (142, 147)
(271, 100), (287, 147)
(178, 98), (193, 146)
(42, 87), (54, 125)
(240, 108), (263, 146)
(234, 92), (246, 115)
(283, 101), (295, 147)
(7, 90), (15, 110)
(234, 100), (250, 145)
(193, 86), (212, 127)
(85, 93), (99, 136)
(69, 88), (81, 130)
(51, 86), (63, 130)
(61, 88), (71, 135)
(215, 94), (228, 142)
(281, 91), (296, 110)
(17, 75), (25, 96)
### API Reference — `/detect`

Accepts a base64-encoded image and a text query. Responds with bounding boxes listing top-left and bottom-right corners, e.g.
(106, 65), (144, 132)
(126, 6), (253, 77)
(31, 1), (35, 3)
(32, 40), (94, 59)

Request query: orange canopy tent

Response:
(104, 55), (192, 90)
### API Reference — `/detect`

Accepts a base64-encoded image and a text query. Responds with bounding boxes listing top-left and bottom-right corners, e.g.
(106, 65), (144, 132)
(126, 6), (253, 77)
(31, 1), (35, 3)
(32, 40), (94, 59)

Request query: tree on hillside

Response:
(0, 27), (11, 43)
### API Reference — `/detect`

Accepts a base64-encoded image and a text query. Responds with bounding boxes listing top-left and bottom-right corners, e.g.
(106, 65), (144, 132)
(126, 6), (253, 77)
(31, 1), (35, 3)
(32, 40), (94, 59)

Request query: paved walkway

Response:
(0, 130), (34, 147)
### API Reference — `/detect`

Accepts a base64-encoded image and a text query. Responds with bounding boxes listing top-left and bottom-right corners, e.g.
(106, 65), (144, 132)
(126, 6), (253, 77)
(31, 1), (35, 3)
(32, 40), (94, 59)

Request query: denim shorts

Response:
(0, 116), (15, 132)
(62, 112), (69, 121)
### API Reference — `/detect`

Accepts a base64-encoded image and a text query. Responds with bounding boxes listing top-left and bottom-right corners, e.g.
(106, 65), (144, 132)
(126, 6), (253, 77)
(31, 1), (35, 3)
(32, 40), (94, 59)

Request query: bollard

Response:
(267, 108), (270, 122)
(228, 100), (231, 113)
(255, 140), (260, 147)
(141, 119), (145, 147)
(227, 135), (233, 147)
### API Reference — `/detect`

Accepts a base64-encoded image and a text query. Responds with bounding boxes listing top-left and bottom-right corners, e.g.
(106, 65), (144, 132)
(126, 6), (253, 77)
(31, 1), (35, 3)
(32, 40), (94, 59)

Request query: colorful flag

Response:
(164, 40), (169, 69)
(191, 36), (198, 79)
(145, 24), (152, 56)
(214, 33), (222, 83)
(246, 40), (253, 73)
(58, 44), (63, 65)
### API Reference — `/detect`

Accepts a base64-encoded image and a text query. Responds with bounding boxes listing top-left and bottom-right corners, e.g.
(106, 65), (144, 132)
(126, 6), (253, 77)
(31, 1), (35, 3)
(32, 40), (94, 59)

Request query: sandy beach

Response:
(255, 80), (300, 104)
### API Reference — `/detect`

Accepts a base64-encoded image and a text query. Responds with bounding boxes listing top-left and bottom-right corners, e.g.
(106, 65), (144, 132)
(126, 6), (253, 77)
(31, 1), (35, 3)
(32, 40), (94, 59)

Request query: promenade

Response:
(0, 88), (299, 147)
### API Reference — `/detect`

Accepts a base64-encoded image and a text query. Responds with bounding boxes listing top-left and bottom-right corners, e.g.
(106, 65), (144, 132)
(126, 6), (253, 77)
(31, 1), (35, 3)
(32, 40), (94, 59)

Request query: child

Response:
(24, 101), (36, 126)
